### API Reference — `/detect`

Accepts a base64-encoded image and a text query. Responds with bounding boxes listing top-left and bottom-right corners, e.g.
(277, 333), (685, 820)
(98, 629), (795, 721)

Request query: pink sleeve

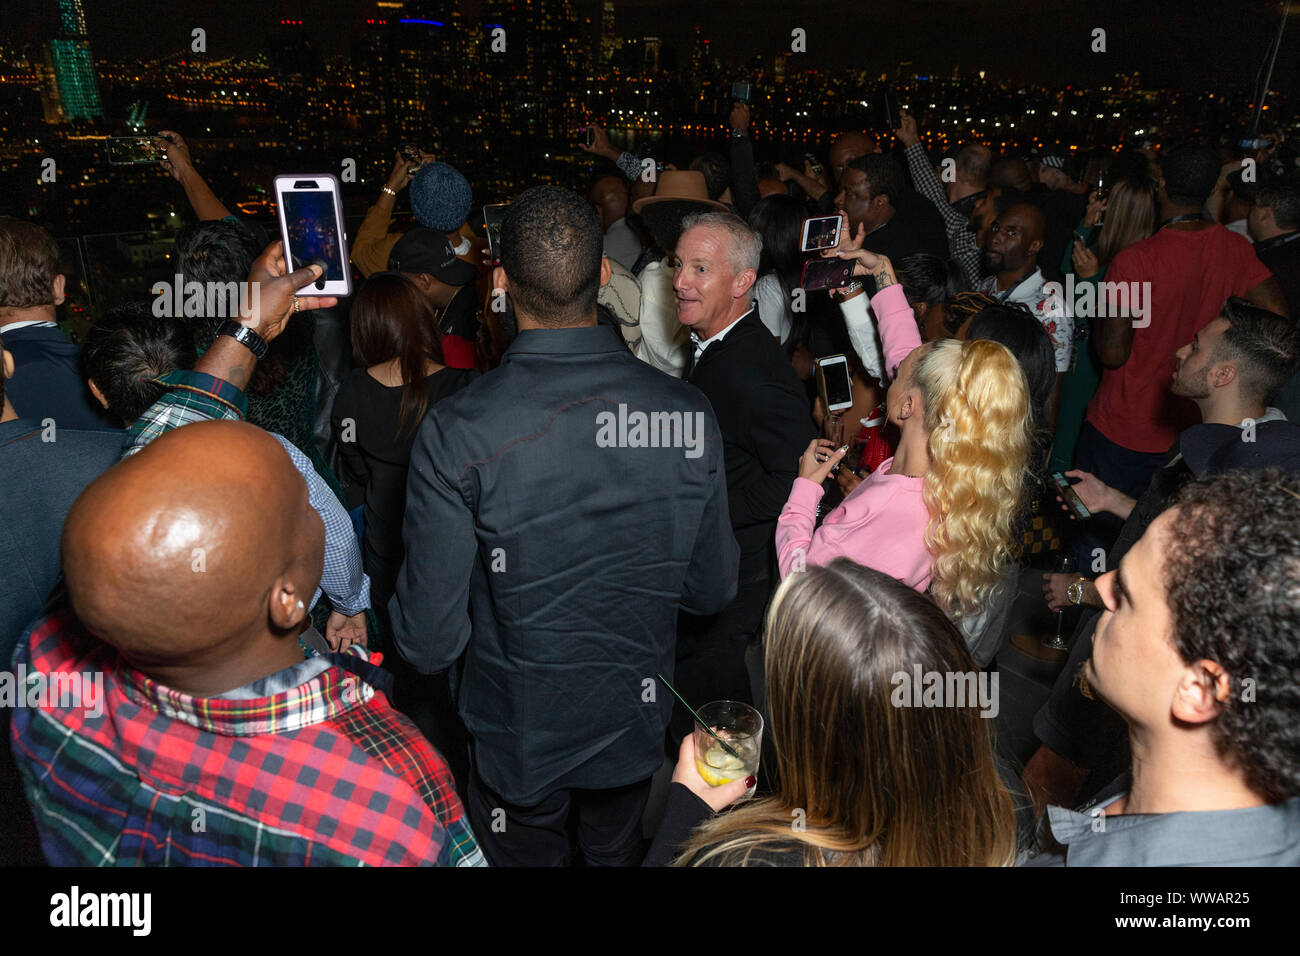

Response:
(776, 477), (823, 578)
(778, 471), (933, 588)
(872, 284), (922, 379)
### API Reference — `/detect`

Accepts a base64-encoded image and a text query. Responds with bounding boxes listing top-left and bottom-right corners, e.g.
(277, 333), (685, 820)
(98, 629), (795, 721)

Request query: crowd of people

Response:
(2, 101), (1299, 867)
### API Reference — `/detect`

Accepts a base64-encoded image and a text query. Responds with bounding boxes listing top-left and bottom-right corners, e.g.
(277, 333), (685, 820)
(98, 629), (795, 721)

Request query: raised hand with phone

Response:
(153, 130), (233, 221)
(198, 240), (337, 393)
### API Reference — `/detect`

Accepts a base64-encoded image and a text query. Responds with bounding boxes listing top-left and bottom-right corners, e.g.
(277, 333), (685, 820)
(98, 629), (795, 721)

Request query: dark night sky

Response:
(3, 0), (1297, 93)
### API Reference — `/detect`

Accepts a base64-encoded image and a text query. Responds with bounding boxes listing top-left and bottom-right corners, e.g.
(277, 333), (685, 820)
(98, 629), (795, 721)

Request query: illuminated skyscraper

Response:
(44, 0), (103, 122)
(642, 36), (660, 74)
(601, 1), (617, 67)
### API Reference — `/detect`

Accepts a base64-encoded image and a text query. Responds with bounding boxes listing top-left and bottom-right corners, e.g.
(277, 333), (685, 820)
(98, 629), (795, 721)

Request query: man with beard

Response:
(976, 202), (1071, 424)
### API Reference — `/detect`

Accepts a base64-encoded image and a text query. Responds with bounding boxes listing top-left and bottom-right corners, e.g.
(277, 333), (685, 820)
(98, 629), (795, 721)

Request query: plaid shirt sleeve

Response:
(271, 435), (371, 616)
(903, 143), (983, 287)
(123, 369), (248, 458)
(616, 150), (642, 181)
(121, 369), (369, 615)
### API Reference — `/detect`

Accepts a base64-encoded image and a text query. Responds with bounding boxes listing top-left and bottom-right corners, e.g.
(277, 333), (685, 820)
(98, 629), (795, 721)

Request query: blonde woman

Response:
(645, 559), (1018, 866)
(776, 228), (1034, 630)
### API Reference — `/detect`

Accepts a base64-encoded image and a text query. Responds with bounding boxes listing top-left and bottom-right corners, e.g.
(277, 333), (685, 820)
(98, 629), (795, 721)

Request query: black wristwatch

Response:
(216, 320), (268, 360)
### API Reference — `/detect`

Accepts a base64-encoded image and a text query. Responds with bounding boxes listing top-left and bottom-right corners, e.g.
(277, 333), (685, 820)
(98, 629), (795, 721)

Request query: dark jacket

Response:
(0, 324), (115, 430)
(390, 323), (739, 806)
(0, 418), (124, 665)
(688, 311), (815, 557)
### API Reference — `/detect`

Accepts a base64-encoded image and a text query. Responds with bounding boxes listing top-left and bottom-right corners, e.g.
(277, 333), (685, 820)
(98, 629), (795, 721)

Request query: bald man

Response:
(977, 202), (1073, 397)
(11, 420), (483, 866)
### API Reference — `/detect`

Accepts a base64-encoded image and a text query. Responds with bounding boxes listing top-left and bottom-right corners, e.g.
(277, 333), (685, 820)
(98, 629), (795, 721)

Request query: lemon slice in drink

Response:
(696, 747), (746, 787)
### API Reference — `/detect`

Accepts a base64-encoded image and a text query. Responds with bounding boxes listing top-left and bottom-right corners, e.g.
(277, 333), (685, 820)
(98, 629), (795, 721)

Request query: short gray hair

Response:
(679, 211), (762, 276)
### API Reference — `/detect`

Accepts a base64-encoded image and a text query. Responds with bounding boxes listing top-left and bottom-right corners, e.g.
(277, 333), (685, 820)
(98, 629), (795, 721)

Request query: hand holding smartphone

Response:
(800, 214), (842, 253)
(107, 137), (163, 165)
(1051, 471), (1092, 520)
(273, 174), (352, 298)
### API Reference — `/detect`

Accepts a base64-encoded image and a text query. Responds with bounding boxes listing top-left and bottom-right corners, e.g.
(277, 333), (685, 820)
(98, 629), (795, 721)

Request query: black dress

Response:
(330, 365), (479, 620)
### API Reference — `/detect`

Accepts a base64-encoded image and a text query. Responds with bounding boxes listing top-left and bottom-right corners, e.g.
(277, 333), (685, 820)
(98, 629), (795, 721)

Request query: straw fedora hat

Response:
(631, 170), (729, 254)
(631, 169), (728, 215)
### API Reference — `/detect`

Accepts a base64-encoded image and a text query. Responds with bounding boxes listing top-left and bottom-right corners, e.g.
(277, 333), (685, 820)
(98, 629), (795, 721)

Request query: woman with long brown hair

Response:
(330, 272), (479, 631)
(646, 559), (1017, 866)
(1050, 171), (1159, 473)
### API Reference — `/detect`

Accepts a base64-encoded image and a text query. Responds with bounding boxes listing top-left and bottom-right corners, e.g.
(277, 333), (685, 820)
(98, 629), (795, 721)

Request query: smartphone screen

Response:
(800, 257), (854, 292)
(800, 215), (842, 252)
(731, 81), (751, 102)
(1052, 472), (1092, 520)
(483, 204), (508, 264)
(107, 137), (162, 165)
(817, 355), (854, 411)
(274, 175), (351, 297)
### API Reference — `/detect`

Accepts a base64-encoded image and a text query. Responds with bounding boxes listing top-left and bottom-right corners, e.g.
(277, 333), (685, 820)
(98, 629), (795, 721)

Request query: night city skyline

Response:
(3, 0), (1299, 90)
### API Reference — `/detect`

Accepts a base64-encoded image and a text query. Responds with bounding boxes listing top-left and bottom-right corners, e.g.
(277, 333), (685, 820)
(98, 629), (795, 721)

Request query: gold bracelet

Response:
(381, 186), (397, 197)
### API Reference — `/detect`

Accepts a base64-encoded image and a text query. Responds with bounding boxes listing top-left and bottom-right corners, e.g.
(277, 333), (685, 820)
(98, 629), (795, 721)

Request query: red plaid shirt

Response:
(10, 610), (484, 866)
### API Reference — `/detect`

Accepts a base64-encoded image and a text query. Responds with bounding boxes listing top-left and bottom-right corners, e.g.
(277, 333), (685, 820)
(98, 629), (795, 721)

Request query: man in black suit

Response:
(672, 211), (815, 740)
(390, 186), (739, 867)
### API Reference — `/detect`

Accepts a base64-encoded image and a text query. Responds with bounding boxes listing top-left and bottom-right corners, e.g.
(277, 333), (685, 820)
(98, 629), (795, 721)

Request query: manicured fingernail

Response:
(744, 776), (756, 789)
(839, 445), (849, 453)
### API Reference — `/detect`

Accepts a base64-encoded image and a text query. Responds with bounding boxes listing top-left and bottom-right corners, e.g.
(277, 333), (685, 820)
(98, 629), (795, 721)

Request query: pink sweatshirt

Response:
(776, 284), (932, 590)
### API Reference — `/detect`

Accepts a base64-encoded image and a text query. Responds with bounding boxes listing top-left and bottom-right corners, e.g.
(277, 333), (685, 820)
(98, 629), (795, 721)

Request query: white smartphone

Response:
(800, 214), (842, 253)
(816, 354), (854, 413)
(274, 174), (352, 297)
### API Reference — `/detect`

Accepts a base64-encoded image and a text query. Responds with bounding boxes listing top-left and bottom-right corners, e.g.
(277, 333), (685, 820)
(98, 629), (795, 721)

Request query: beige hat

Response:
(631, 170), (728, 215)
(631, 170), (729, 253)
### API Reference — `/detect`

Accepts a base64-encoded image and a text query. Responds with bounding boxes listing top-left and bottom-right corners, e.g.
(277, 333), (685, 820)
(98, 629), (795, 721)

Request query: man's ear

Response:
(87, 378), (110, 410)
(734, 267), (757, 299)
(52, 274), (66, 307)
(600, 256), (612, 289)
(267, 575), (310, 632)
(1, 348), (12, 382)
(1171, 659), (1230, 725)
(492, 265), (508, 294)
(1211, 361), (1238, 390)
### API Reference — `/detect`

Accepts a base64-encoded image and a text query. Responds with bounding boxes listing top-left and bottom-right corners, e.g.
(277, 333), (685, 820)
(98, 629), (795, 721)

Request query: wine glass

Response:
(1043, 553), (1074, 651)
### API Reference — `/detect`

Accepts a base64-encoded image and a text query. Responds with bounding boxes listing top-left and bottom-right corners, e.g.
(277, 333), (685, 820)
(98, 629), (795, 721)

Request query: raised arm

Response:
(727, 102), (761, 220)
(826, 221), (920, 383)
(126, 243), (333, 455)
(895, 113), (981, 286)
(156, 131), (233, 221)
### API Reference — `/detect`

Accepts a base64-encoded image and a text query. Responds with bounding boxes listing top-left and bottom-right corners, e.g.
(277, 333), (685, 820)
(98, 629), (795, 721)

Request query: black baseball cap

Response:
(388, 227), (476, 286)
